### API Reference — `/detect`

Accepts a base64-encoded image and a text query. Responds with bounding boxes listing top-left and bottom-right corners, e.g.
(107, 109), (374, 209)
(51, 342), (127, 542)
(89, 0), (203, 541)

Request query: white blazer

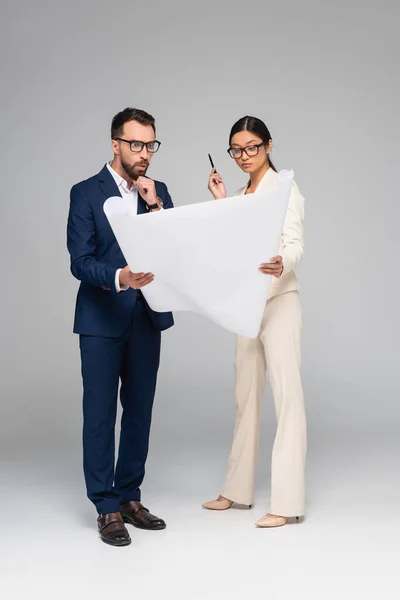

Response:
(235, 168), (305, 299)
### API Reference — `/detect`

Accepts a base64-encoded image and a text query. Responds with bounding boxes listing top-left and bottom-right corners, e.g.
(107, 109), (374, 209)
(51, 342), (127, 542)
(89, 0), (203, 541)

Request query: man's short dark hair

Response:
(111, 107), (156, 139)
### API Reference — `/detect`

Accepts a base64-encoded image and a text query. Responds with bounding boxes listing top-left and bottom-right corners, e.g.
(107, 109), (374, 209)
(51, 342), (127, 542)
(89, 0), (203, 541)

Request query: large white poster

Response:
(104, 170), (293, 338)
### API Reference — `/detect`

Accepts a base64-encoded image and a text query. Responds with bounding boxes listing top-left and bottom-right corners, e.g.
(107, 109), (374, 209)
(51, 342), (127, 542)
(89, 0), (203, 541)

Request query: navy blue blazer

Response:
(67, 164), (174, 337)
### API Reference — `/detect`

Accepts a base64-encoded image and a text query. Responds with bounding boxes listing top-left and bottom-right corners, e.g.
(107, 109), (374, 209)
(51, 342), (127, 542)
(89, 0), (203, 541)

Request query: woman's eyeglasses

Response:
(227, 142), (266, 159)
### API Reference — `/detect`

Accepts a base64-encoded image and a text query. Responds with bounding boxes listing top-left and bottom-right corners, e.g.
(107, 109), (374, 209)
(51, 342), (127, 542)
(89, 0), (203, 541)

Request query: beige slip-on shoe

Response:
(255, 513), (300, 528)
(202, 497), (233, 510)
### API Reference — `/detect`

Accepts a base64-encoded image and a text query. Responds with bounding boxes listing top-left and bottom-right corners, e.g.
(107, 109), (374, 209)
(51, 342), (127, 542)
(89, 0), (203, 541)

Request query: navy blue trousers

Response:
(79, 298), (161, 514)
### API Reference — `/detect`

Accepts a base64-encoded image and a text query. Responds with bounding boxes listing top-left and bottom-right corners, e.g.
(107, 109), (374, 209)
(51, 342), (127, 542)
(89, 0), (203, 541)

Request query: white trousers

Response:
(221, 291), (306, 516)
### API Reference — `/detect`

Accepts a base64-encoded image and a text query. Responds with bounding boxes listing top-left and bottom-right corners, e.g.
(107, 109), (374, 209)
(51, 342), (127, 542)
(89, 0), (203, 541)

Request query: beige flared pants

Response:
(221, 291), (306, 516)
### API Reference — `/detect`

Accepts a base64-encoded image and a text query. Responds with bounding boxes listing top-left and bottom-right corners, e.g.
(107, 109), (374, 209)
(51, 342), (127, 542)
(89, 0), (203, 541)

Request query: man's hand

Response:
(119, 266), (154, 289)
(135, 176), (157, 207)
(258, 255), (284, 277)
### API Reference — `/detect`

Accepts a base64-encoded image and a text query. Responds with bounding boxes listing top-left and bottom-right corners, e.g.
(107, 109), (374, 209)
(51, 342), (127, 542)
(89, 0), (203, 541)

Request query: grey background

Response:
(1, 0), (399, 593)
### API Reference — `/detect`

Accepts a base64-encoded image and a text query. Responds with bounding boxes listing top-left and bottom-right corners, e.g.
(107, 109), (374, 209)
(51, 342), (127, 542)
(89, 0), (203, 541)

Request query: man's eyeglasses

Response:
(227, 142), (266, 159)
(115, 138), (161, 153)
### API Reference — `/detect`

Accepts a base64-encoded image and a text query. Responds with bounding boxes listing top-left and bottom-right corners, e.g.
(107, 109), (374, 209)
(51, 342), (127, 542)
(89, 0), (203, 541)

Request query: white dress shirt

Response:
(106, 162), (138, 292)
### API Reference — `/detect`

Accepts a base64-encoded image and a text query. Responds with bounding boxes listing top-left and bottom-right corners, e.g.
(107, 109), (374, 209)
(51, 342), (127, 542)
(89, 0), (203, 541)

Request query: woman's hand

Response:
(208, 168), (226, 200)
(259, 256), (284, 277)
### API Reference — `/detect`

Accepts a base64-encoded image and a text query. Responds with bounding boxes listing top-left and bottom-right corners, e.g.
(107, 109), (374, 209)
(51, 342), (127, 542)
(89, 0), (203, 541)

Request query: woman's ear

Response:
(266, 139), (273, 154)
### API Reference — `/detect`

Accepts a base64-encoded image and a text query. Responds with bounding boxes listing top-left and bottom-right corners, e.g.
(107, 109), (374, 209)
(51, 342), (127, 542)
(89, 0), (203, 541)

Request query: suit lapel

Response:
(96, 164), (122, 200)
(257, 167), (278, 193)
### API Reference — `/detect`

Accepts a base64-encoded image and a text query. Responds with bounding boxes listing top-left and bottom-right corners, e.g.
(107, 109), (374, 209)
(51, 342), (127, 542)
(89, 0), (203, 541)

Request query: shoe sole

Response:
(255, 522), (287, 528)
(122, 516), (166, 530)
(202, 504), (232, 510)
(255, 516), (301, 528)
(100, 536), (131, 546)
(202, 503), (252, 510)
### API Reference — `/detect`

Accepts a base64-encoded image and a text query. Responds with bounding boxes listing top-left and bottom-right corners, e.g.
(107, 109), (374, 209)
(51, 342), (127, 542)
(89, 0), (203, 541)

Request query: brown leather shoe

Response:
(97, 512), (131, 546)
(120, 501), (166, 530)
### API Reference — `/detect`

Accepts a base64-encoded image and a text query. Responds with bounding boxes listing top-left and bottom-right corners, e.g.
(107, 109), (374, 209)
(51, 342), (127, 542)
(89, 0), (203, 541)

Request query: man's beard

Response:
(121, 157), (149, 181)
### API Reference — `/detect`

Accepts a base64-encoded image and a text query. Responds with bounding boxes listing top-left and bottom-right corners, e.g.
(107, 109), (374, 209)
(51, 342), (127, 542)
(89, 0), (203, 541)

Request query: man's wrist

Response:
(146, 196), (163, 211)
(116, 268), (128, 292)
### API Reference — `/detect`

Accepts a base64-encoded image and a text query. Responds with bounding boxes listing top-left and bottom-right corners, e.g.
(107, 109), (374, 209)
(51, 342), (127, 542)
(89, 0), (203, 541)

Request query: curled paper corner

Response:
(277, 169), (294, 183)
(103, 196), (129, 217)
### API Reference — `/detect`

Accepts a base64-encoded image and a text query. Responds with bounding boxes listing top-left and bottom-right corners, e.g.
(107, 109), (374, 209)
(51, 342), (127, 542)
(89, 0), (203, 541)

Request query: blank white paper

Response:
(104, 169), (293, 338)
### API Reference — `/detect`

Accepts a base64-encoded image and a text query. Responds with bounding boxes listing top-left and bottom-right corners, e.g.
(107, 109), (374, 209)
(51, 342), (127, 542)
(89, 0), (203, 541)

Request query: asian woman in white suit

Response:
(203, 116), (306, 527)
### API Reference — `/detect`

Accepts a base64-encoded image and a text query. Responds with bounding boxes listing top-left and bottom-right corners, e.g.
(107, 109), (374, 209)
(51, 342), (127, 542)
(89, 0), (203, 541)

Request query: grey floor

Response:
(2, 423), (399, 599)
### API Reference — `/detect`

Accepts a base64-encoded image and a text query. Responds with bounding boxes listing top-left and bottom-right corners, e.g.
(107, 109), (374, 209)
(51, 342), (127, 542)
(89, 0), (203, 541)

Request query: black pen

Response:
(208, 153), (219, 184)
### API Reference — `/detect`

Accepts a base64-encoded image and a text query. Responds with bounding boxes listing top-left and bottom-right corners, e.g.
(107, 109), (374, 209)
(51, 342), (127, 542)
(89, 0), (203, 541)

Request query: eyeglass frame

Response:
(114, 137), (161, 153)
(227, 142), (267, 159)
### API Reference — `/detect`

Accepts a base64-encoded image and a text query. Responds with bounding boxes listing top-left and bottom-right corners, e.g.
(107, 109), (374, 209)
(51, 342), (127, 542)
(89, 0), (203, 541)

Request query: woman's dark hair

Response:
(229, 116), (277, 172)
(111, 107), (156, 139)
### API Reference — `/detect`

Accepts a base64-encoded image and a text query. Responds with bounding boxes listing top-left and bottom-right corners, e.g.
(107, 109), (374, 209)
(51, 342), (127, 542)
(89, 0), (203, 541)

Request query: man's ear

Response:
(111, 139), (120, 155)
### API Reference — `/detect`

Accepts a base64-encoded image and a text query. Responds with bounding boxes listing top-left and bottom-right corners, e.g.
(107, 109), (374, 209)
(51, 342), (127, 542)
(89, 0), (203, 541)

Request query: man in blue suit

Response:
(67, 108), (174, 546)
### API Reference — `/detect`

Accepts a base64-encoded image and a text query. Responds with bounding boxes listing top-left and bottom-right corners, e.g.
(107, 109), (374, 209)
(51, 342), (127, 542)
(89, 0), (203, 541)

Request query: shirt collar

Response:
(106, 162), (136, 192)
